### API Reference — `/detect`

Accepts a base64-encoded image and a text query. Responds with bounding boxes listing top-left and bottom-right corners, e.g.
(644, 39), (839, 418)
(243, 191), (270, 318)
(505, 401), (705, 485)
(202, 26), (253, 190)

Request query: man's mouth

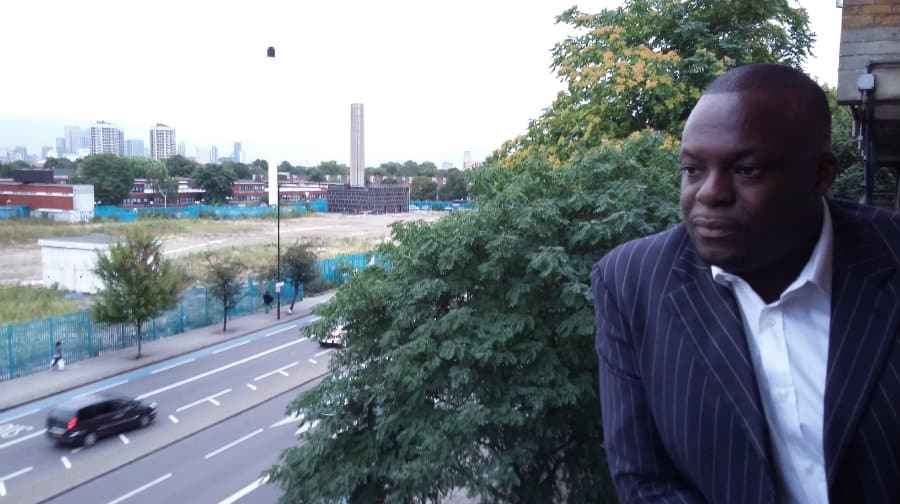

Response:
(691, 217), (739, 239)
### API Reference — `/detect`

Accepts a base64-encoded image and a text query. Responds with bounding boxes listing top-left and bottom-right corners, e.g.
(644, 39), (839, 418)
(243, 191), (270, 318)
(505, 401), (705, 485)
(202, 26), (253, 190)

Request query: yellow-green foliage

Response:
(0, 285), (77, 324)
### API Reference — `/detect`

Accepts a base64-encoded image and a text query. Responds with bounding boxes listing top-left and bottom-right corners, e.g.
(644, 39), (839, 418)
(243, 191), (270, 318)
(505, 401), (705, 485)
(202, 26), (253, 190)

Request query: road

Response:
(0, 313), (334, 503)
(47, 387), (312, 504)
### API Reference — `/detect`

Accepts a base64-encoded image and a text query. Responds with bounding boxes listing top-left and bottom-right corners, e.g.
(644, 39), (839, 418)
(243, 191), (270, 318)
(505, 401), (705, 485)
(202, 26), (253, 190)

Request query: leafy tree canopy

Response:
(270, 132), (681, 502)
(93, 228), (183, 357)
(165, 155), (199, 178)
(72, 154), (135, 205)
(492, 0), (814, 167)
(205, 252), (245, 332)
(439, 168), (468, 201)
(193, 163), (237, 204)
(410, 176), (437, 201)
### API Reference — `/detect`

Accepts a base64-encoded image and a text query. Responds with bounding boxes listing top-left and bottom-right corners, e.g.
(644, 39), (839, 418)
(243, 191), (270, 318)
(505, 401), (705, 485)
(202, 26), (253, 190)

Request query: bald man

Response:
(592, 63), (900, 503)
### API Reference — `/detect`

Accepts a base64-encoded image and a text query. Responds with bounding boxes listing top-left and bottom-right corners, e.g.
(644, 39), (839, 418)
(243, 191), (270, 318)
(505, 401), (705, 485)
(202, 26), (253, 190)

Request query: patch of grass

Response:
(0, 217), (275, 246)
(0, 285), (78, 324)
(171, 235), (381, 285)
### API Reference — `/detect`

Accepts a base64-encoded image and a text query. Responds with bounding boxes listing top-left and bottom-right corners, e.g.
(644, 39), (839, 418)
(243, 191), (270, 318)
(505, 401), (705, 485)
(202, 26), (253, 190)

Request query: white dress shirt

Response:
(711, 199), (833, 504)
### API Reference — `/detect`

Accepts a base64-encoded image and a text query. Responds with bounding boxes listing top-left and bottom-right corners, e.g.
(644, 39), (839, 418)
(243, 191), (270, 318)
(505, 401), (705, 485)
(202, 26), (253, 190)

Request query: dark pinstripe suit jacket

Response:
(591, 199), (900, 503)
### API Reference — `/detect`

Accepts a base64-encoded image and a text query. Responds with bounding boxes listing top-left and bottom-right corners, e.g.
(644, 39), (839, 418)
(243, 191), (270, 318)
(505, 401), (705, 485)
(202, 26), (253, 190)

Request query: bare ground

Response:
(0, 211), (442, 287)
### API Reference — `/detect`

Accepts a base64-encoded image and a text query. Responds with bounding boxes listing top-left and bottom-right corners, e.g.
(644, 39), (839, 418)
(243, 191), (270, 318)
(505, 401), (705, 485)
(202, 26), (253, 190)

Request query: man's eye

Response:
(681, 166), (700, 176)
(735, 166), (762, 177)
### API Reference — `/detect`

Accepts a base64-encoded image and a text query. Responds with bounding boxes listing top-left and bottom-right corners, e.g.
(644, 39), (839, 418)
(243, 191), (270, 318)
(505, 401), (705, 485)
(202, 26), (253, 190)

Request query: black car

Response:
(46, 393), (157, 447)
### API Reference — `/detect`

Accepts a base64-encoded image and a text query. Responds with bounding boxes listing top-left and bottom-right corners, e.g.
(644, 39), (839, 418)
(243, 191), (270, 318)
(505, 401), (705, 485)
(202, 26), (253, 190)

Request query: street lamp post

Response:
(276, 182), (281, 320)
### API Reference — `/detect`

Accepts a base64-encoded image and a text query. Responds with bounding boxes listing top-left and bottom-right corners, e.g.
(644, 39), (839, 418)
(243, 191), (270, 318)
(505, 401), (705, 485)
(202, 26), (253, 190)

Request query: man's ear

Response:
(814, 152), (838, 196)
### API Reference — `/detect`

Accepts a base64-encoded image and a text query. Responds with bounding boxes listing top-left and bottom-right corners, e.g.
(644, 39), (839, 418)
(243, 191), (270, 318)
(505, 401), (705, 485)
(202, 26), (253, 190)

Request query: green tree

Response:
(71, 154), (135, 205)
(493, 0), (814, 167)
(145, 163), (179, 208)
(418, 161), (438, 177)
(164, 155), (198, 178)
(278, 161), (293, 172)
(410, 176), (437, 201)
(205, 252), (245, 332)
(281, 241), (319, 313)
(44, 157), (75, 170)
(93, 228), (183, 358)
(318, 160), (349, 175)
(193, 163), (237, 204)
(439, 169), (467, 201)
(271, 131), (680, 503)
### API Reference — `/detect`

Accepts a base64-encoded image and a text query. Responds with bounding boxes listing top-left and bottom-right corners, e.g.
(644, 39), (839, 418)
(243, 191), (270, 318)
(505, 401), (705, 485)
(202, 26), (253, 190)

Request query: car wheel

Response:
(139, 414), (151, 428)
(83, 432), (97, 447)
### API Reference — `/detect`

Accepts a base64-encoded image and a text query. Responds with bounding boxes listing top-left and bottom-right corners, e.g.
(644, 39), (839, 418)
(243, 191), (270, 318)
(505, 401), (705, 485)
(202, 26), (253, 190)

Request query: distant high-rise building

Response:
(350, 103), (365, 186)
(177, 141), (186, 157)
(441, 161), (454, 171)
(463, 150), (474, 170)
(210, 145), (218, 164)
(55, 137), (66, 157)
(126, 139), (145, 157)
(41, 146), (53, 159)
(89, 121), (125, 156)
(233, 142), (242, 162)
(80, 131), (91, 149)
(149, 124), (176, 160)
(63, 126), (81, 154)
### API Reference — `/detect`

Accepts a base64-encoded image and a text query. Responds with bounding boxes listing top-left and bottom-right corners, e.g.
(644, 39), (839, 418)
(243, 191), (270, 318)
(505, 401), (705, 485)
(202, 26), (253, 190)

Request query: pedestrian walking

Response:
(50, 341), (63, 371)
(262, 290), (274, 314)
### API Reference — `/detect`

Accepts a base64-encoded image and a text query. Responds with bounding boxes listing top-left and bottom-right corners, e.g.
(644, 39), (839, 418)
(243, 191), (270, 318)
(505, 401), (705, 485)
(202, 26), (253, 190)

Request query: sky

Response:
(0, 0), (842, 168)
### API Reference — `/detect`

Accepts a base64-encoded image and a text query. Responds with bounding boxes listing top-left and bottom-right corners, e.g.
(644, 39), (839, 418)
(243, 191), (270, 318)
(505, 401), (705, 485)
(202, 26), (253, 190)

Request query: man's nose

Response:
(696, 169), (735, 206)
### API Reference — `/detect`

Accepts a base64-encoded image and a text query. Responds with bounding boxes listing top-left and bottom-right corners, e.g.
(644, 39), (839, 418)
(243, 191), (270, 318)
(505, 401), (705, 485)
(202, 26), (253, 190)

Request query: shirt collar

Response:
(711, 198), (833, 296)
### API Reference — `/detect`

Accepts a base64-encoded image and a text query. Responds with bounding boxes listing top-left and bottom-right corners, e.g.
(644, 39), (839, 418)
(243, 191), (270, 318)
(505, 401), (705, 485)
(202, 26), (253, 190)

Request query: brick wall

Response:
(838, 0), (900, 103)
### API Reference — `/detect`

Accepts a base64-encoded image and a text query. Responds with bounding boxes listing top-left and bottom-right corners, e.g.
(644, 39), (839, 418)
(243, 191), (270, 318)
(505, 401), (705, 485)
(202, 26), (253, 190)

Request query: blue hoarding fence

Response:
(0, 251), (375, 382)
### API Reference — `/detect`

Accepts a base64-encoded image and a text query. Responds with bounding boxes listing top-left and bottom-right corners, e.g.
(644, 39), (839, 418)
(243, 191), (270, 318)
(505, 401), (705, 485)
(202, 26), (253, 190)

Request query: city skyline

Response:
(0, 1), (842, 167)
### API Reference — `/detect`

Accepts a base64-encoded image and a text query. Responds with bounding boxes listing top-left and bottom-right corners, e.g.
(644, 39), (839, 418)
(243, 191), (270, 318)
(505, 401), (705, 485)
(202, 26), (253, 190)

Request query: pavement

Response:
(0, 291), (335, 413)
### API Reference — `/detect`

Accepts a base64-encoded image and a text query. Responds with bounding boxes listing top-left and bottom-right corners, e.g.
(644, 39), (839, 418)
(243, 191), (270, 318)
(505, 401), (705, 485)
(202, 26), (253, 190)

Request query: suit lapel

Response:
(824, 202), (900, 485)
(667, 238), (773, 467)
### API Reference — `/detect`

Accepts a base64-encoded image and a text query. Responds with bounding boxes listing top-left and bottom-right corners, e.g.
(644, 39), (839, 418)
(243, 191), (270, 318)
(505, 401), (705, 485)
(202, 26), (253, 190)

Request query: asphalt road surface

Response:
(0, 313), (333, 503)
(46, 387), (313, 504)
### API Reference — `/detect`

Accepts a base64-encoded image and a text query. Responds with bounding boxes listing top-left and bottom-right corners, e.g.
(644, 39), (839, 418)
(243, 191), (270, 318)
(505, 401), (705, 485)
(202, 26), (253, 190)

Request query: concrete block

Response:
(844, 15), (876, 27)
(844, 0), (874, 5)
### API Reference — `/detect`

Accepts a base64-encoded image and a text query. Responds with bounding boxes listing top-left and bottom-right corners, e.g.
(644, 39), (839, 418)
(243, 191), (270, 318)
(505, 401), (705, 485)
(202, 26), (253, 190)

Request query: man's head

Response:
(679, 63), (836, 276)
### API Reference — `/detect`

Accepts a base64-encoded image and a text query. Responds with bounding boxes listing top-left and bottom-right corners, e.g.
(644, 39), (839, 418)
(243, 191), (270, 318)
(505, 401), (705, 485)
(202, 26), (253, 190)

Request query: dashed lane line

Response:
(204, 429), (264, 460)
(175, 389), (232, 413)
(253, 362), (298, 382)
(61, 456), (71, 469)
(136, 339), (304, 400)
(0, 466), (33, 497)
(105, 473), (172, 504)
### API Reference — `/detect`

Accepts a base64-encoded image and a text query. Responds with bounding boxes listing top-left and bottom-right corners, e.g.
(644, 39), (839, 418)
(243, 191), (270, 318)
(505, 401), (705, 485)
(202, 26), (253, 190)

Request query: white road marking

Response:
(175, 389), (232, 413)
(164, 239), (225, 255)
(253, 362), (298, 382)
(119, 434), (130, 445)
(0, 466), (33, 497)
(265, 326), (295, 336)
(296, 419), (319, 435)
(204, 429), (264, 460)
(246, 383), (257, 391)
(61, 456), (71, 469)
(150, 358), (195, 374)
(105, 473), (172, 504)
(136, 339), (305, 400)
(0, 408), (40, 423)
(218, 475), (270, 504)
(70, 447), (82, 454)
(297, 337), (309, 342)
(73, 380), (129, 399)
(308, 358), (318, 364)
(212, 340), (251, 354)
(270, 412), (304, 429)
(314, 348), (334, 358)
(168, 415), (179, 424)
(0, 429), (47, 450)
(209, 399), (221, 406)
